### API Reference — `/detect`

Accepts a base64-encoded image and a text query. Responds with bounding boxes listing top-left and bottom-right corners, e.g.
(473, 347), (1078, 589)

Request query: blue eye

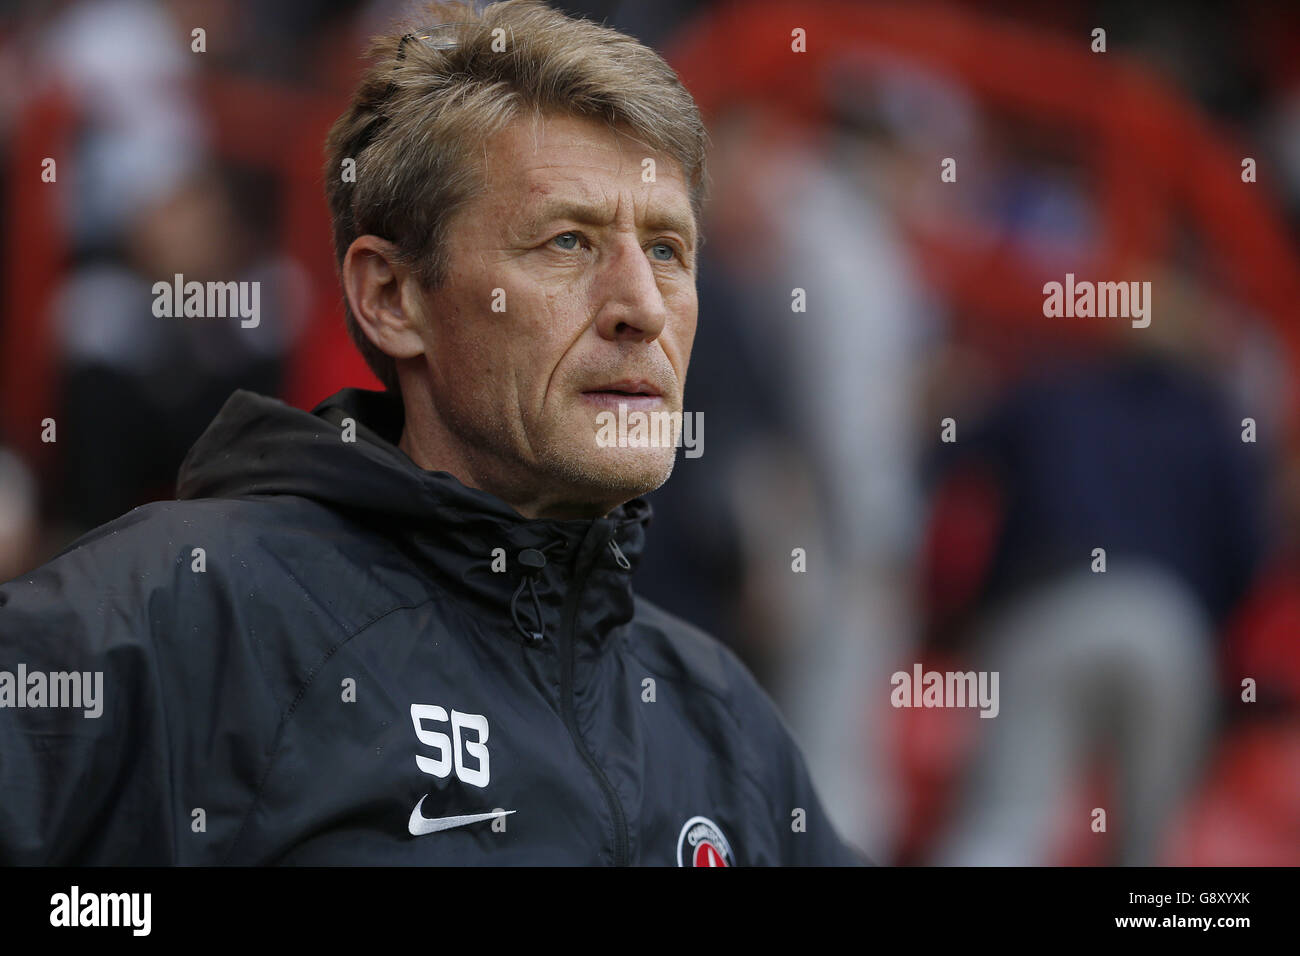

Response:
(552, 232), (581, 250)
(650, 242), (676, 261)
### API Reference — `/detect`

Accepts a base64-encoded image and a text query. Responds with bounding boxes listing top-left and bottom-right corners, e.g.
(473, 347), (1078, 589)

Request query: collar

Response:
(311, 388), (653, 649)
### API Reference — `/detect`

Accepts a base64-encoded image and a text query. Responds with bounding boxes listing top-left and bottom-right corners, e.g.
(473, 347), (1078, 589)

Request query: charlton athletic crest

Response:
(676, 816), (735, 867)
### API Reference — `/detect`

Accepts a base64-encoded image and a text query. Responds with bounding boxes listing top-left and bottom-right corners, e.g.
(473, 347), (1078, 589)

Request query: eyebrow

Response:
(516, 196), (697, 251)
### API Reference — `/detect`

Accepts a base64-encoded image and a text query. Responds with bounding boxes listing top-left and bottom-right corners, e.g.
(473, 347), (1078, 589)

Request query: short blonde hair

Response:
(324, 0), (710, 391)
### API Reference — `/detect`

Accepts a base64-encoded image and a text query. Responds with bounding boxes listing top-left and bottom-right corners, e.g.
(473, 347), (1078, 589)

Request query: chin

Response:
(598, 445), (677, 494)
(546, 443), (677, 504)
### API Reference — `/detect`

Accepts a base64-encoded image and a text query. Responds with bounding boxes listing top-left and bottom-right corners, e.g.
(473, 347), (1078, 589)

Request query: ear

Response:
(341, 235), (427, 360)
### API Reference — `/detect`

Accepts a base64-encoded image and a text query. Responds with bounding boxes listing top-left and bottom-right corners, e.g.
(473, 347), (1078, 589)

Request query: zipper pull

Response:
(608, 538), (631, 570)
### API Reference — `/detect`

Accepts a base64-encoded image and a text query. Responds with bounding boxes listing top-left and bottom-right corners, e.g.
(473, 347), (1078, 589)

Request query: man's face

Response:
(407, 112), (698, 517)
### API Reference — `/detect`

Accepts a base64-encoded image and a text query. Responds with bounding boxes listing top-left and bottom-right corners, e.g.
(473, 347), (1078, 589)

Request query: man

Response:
(0, 0), (864, 865)
(930, 349), (1263, 866)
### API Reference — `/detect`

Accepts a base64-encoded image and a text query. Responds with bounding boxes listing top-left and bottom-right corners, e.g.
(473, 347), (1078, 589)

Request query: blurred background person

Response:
(52, 163), (307, 532)
(6, 0), (308, 541)
(925, 279), (1269, 865)
(654, 61), (963, 859)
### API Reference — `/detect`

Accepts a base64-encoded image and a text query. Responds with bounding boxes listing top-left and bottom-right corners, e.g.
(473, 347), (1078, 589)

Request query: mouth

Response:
(580, 379), (667, 410)
(582, 380), (663, 398)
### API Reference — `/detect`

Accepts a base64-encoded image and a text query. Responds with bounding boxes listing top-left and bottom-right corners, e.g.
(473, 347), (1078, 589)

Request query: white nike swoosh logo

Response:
(407, 797), (516, 836)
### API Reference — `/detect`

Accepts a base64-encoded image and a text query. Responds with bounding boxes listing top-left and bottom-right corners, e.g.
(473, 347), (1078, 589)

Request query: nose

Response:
(593, 239), (670, 343)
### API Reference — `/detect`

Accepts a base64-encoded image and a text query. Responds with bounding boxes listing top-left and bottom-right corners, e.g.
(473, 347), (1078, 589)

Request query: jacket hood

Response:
(175, 387), (654, 646)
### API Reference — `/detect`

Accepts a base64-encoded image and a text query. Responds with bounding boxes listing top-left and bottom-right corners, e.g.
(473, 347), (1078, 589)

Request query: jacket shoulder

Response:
(2, 494), (431, 720)
(8, 495), (429, 632)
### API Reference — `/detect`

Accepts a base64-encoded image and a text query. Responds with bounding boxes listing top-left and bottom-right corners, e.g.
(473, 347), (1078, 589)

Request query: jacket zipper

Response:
(558, 528), (630, 866)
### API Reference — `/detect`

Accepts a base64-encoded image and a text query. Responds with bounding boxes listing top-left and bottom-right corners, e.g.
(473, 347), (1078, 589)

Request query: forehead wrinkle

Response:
(516, 186), (696, 249)
(512, 179), (609, 239)
(498, 116), (696, 240)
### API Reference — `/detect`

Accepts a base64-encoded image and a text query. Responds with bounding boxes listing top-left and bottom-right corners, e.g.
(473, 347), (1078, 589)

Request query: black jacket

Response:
(0, 387), (864, 865)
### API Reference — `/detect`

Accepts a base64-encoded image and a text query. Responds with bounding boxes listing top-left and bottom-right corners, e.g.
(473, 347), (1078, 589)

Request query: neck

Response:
(394, 378), (628, 520)
(397, 426), (617, 522)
